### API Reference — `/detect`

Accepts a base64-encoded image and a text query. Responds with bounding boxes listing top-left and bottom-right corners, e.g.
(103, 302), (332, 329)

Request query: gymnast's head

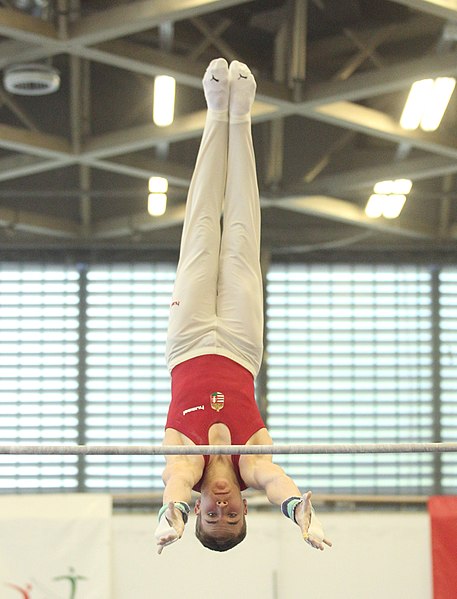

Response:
(194, 477), (248, 551)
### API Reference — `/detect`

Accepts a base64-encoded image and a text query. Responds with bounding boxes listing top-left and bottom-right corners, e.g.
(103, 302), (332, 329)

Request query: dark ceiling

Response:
(0, 0), (457, 259)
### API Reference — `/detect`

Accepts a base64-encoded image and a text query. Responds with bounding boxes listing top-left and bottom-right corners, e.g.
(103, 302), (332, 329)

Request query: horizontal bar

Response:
(111, 491), (430, 506)
(0, 443), (457, 456)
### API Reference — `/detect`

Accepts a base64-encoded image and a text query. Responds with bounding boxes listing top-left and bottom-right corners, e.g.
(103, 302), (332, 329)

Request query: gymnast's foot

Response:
(202, 57), (229, 113)
(229, 60), (256, 120)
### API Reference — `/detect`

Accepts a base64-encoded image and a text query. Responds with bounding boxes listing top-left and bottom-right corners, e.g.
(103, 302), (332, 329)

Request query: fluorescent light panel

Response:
(373, 179), (412, 195)
(421, 77), (456, 131)
(400, 77), (455, 132)
(365, 194), (385, 218)
(382, 194), (407, 219)
(153, 75), (176, 127)
(148, 193), (167, 216)
(149, 176), (168, 193)
(366, 179), (412, 219)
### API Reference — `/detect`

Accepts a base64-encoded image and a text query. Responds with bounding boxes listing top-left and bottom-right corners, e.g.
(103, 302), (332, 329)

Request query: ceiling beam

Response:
(390, 0), (457, 21)
(300, 50), (457, 108)
(76, 40), (205, 86)
(0, 39), (57, 69)
(88, 155), (193, 187)
(268, 195), (436, 239)
(82, 111), (207, 160)
(94, 191), (436, 241)
(310, 102), (457, 159)
(0, 154), (70, 182)
(81, 99), (277, 161)
(75, 41), (292, 109)
(302, 156), (457, 194)
(94, 203), (186, 239)
(0, 7), (59, 45)
(308, 15), (441, 62)
(0, 124), (72, 159)
(69, 0), (251, 46)
(73, 49), (457, 165)
(0, 206), (79, 238)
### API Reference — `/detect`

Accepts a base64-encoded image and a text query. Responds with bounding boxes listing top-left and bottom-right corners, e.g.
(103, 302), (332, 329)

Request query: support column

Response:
(289, 0), (307, 101)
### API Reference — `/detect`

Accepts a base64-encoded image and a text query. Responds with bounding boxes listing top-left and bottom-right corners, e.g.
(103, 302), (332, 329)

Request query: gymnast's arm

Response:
(240, 431), (332, 550)
(155, 429), (204, 554)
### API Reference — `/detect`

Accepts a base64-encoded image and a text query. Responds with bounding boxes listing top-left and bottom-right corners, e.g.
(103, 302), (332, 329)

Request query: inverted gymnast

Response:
(155, 58), (332, 553)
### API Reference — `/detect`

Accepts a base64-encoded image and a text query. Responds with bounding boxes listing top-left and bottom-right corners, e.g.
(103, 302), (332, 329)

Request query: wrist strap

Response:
(158, 502), (190, 524)
(281, 496), (302, 524)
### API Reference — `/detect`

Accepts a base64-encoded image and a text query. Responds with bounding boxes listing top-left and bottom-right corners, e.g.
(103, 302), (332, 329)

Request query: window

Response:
(84, 264), (174, 492)
(0, 261), (455, 495)
(0, 265), (80, 491)
(266, 264), (434, 494)
(440, 268), (457, 493)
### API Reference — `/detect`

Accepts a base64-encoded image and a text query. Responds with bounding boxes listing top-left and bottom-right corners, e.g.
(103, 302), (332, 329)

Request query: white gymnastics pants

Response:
(165, 111), (263, 377)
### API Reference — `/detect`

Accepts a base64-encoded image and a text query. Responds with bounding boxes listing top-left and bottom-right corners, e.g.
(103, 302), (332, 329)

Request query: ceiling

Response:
(1, 0), (457, 259)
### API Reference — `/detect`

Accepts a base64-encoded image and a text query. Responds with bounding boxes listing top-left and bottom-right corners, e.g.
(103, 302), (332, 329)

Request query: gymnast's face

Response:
(195, 479), (248, 537)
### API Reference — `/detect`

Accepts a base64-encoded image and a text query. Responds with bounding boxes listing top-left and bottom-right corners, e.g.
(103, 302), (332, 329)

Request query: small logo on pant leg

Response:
(171, 300), (180, 307)
(210, 392), (225, 412)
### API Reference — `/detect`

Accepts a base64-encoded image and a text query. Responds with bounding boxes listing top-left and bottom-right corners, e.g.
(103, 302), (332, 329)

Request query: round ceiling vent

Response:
(3, 63), (60, 96)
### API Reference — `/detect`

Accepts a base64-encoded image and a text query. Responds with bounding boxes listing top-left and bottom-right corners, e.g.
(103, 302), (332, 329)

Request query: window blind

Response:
(84, 264), (174, 492)
(0, 261), (453, 497)
(439, 268), (457, 494)
(0, 264), (80, 491)
(266, 264), (434, 494)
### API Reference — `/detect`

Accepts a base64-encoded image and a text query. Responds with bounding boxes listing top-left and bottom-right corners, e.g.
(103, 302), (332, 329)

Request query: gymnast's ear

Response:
(243, 498), (248, 515)
(194, 499), (201, 514)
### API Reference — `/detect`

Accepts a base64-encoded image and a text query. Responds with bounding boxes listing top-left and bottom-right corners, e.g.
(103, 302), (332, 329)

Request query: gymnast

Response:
(155, 58), (332, 553)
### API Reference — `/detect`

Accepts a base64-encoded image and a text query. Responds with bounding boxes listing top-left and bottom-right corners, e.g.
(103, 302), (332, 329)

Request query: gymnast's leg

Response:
(216, 61), (264, 376)
(166, 58), (229, 370)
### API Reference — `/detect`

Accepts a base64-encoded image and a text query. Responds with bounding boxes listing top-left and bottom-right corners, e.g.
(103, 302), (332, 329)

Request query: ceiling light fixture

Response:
(3, 63), (60, 96)
(148, 177), (168, 194)
(153, 75), (176, 127)
(365, 179), (412, 219)
(147, 177), (168, 217)
(400, 77), (456, 132)
(148, 193), (167, 216)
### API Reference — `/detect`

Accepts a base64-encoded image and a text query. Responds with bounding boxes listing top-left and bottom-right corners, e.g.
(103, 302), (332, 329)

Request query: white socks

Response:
(202, 58), (256, 122)
(202, 57), (229, 116)
(229, 60), (256, 122)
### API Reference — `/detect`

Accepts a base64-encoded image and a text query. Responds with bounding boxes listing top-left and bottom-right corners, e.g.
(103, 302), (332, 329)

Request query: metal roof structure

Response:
(0, 0), (456, 258)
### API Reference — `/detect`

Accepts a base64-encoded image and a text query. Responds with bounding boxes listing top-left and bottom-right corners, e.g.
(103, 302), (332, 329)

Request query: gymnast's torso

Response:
(164, 354), (270, 490)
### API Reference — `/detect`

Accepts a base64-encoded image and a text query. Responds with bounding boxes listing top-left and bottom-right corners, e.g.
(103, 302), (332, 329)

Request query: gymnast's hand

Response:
(294, 491), (332, 551)
(155, 501), (186, 554)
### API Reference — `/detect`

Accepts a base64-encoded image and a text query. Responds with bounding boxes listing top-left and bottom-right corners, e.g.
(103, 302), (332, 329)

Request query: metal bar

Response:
(1, 443), (457, 455)
(68, 0), (250, 46)
(0, 124), (72, 159)
(76, 264), (88, 492)
(310, 102), (457, 160)
(190, 17), (236, 62)
(334, 26), (393, 81)
(110, 492), (431, 508)
(289, 0), (307, 98)
(272, 195), (436, 239)
(431, 267), (443, 494)
(0, 6), (59, 44)
(390, 0), (457, 22)
(0, 206), (80, 238)
(265, 21), (287, 188)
